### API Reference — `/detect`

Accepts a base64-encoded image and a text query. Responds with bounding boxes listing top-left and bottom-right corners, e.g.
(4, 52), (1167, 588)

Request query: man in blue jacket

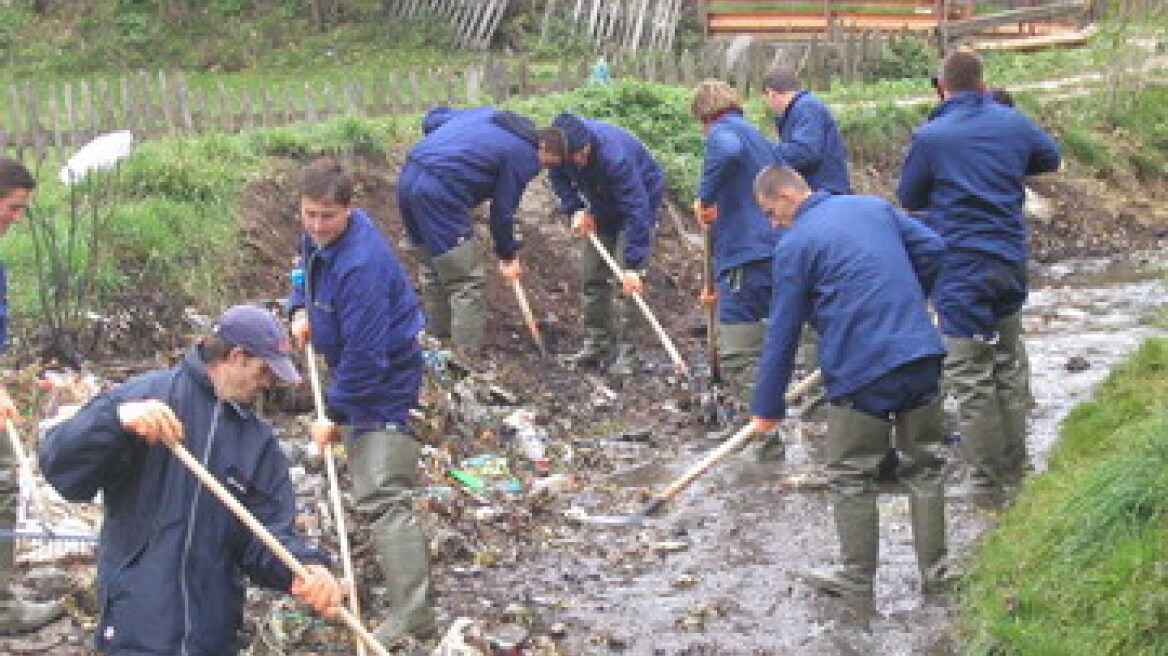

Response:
(0, 158), (68, 635)
(398, 106), (541, 356)
(750, 166), (951, 598)
(40, 305), (344, 655)
(537, 112), (664, 375)
(690, 80), (785, 458)
(898, 51), (1060, 495)
(762, 66), (852, 195)
(288, 160), (435, 646)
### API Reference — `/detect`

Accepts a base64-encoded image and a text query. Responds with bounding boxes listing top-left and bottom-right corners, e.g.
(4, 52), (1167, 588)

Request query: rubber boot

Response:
(417, 264), (452, 340)
(945, 336), (1005, 493)
(800, 491), (879, 597)
(0, 471), (62, 635)
(717, 322), (767, 403)
(432, 240), (485, 356)
(568, 234), (617, 367)
(994, 313), (1033, 486)
(347, 429), (437, 645)
(898, 396), (958, 593)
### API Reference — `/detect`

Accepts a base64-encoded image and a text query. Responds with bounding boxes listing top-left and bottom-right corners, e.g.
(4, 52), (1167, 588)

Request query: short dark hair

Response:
(942, 51), (983, 93)
(754, 165), (809, 200)
(299, 159), (353, 206)
(0, 158), (36, 198)
(537, 127), (568, 159)
(762, 66), (800, 94)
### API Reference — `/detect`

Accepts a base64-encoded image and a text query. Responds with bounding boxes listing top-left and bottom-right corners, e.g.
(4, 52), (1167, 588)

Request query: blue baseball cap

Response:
(214, 305), (301, 385)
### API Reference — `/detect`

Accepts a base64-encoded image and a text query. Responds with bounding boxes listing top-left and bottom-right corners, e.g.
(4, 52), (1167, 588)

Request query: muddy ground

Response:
(2, 155), (1165, 655)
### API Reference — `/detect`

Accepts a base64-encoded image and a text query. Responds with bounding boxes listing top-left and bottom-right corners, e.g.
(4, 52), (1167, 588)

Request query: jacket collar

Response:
(778, 90), (809, 131)
(928, 90), (986, 120)
(303, 208), (372, 261)
(793, 191), (832, 224)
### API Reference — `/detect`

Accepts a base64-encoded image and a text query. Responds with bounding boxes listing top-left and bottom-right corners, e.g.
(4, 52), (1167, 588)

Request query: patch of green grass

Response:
(960, 338), (1168, 656)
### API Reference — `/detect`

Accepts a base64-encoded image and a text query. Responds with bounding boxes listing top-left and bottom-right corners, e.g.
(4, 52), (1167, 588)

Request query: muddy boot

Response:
(945, 336), (1006, 493)
(347, 429), (437, 645)
(0, 478), (62, 635)
(800, 491), (879, 597)
(417, 264), (452, 340)
(607, 343), (639, 376)
(908, 477), (951, 594)
(718, 322), (766, 402)
(994, 313), (1033, 486)
(432, 240), (485, 355)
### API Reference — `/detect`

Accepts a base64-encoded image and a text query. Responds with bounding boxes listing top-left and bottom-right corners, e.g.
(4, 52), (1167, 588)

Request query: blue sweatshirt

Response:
(546, 117), (665, 269)
(698, 112), (781, 276)
(404, 106), (541, 259)
(288, 209), (425, 427)
(773, 91), (852, 195)
(897, 91), (1061, 263)
(752, 193), (947, 420)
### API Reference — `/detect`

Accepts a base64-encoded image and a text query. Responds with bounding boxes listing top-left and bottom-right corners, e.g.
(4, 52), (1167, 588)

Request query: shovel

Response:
(164, 437), (390, 656)
(586, 232), (690, 377)
(305, 344), (367, 656)
(701, 224), (721, 385)
(571, 369), (824, 527)
(509, 278), (548, 357)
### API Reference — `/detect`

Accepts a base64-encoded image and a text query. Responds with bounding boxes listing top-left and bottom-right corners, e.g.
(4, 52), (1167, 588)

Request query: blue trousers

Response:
(932, 250), (1027, 340)
(716, 258), (773, 324)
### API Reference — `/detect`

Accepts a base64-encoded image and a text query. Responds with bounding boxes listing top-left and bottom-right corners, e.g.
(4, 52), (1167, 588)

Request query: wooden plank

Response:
(63, 82), (79, 148)
(540, 0), (557, 43)
(176, 73), (195, 133)
(408, 71), (422, 112)
(6, 86), (22, 146)
(943, 0), (1085, 39)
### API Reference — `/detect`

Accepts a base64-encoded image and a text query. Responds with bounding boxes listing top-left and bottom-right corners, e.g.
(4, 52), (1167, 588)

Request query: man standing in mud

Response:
(898, 51), (1061, 496)
(690, 80), (785, 459)
(762, 66), (852, 195)
(288, 160), (437, 647)
(750, 165), (952, 598)
(40, 305), (345, 654)
(0, 158), (65, 634)
(397, 106), (541, 358)
(537, 112), (665, 376)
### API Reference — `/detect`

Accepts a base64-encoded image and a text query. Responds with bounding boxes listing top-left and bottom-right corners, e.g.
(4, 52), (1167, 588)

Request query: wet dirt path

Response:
(460, 253), (1165, 656)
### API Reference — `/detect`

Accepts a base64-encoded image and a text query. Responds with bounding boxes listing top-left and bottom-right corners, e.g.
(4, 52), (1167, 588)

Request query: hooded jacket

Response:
(698, 111), (781, 276)
(546, 116), (664, 269)
(772, 91), (852, 195)
(288, 208), (425, 428)
(897, 91), (1061, 263)
(402, 106), (541, 259)
(752, 193), (947, 420)
(40, 348), (326, 656)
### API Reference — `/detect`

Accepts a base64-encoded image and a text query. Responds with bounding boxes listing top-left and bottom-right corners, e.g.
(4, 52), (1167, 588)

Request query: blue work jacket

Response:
(752, 193), (947, 420)
(288, 209), (425, 427)
(40, 348), (326, 656)
(897, 91), (1061, 263)
(404, 106), (540, 259)
(773, 91), (852, 195)
(698, 112), (781, 276)
(546, 116), (664, 269)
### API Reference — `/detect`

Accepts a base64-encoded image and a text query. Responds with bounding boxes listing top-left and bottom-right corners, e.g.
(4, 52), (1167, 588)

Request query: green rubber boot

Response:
(994, 313), (1033, 485)
(945, 336), (1006, 492)
(432, 240), (485, 355)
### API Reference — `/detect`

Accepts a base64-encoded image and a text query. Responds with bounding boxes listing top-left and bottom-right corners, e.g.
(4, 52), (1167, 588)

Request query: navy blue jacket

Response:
(752, 193), (946, 419)
(288, 209), (425, 427)
(547, 117), (664, 269)
(699, 112), (781, 276)
(773, 92), (852, 195)
(897, 91), (1061, 263)
(40, 348), (325, 656)
(404, 106), (540, 259)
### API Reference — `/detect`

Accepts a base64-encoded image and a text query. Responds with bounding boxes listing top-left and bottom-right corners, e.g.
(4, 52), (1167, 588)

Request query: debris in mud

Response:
(1064, 355), (1091, 372)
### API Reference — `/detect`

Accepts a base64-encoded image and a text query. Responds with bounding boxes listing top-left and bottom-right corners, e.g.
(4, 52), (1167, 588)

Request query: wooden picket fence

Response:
(0, 30), (916, 156)
(539, 0), (689, 52)
(382, 0), (512, 48)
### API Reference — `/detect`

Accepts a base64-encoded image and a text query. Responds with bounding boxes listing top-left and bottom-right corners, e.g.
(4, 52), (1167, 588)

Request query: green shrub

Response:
(868, 36), (937, 81)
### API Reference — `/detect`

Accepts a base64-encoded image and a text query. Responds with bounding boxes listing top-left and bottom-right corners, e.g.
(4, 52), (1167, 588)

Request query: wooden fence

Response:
(539, 0), (689, 52)
(382, 0), (512, 48)
(0, 30), (915, 156)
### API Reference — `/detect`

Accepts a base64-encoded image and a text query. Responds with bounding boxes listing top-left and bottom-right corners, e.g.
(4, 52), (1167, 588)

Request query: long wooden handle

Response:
(510, 279), (548, 356)
(642, 368), (824, 515)
(166, 440), (389, 656)
(701, 226), (720, 383)
(305, 345), (367, 656)
(586, 232), (690, 376)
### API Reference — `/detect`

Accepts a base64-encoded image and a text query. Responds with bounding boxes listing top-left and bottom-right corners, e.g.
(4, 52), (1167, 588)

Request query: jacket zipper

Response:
(180, 401), (222, 656)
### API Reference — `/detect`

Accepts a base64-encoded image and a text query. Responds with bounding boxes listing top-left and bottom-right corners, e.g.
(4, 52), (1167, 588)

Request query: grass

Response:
(959, 338), (1168, 656)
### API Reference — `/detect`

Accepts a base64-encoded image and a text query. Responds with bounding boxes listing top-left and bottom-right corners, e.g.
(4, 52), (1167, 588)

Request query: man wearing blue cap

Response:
(397, 106), (541, 356)
(537, 112), (665, 375)
(40, 305), (345, 655)
(288, 159), (436, 647)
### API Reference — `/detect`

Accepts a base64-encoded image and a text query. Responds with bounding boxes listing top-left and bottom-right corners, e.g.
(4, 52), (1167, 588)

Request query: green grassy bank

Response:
(959, 338), (1168, 655)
